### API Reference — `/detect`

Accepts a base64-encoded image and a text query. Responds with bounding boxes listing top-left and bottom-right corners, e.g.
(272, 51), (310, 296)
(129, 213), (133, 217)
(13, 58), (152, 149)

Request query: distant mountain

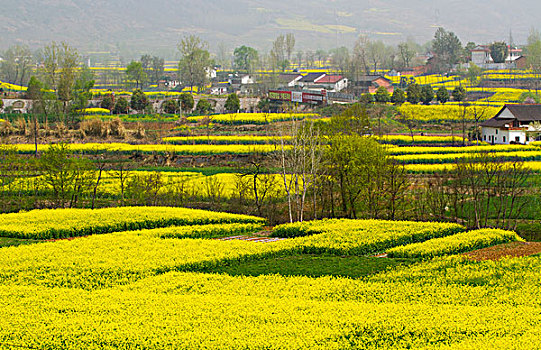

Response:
(0, 0), (538, 56)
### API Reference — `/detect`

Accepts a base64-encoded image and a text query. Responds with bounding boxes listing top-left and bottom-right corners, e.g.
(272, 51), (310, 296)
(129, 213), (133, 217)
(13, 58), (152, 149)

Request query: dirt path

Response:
(463, 242), (541, 261)
(215, 235), (286, 243)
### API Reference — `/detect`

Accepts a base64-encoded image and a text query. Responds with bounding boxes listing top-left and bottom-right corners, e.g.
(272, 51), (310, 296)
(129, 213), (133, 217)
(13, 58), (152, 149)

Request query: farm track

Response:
(215, 235), (286, 243)
(464, 241), (541, 261)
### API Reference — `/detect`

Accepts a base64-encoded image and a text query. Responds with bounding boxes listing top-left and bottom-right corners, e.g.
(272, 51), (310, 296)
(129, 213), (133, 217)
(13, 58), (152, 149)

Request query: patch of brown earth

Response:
(463, 242), (541, 261)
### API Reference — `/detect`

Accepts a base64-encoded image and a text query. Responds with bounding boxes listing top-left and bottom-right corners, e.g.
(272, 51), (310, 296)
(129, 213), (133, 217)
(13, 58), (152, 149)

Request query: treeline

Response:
(0, 105), (535, 230)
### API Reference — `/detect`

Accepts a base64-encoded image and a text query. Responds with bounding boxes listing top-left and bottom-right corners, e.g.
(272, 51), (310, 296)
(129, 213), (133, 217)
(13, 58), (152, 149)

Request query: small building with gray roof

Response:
(481, 104), (541, 144)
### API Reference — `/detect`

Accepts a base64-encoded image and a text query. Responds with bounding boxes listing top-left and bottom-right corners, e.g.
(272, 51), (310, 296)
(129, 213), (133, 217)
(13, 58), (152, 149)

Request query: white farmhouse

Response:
(481, 105), (541, 145)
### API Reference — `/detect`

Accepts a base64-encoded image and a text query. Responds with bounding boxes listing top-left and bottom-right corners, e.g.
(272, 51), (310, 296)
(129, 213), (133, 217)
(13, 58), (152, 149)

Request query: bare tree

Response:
(285, 33), (296, 62)
(353, 36), (370, 77)
(278, 116), (323, 222)
(366, 40), (386, 72)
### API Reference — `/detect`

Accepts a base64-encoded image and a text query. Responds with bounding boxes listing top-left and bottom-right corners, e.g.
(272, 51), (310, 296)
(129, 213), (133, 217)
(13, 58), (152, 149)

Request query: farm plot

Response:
(0, 207), (265, 239)
(387, 229), (523, 258)
(272, 219), (465, 255)
(0, 209), (538, 348)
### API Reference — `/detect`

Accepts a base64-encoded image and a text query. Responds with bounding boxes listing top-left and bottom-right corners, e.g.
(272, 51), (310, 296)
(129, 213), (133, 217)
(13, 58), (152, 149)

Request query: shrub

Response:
(196, 99), (214, 114)
(113, 97), (129, 115)
(374, 87), (391, 103)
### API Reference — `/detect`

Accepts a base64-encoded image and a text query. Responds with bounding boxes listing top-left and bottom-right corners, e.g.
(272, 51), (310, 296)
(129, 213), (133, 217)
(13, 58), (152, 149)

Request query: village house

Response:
(296, 73), (326, 88)
(277, 73), (303, 87)
(229, 74), (255, 87)
(351, 75), (393, 96)
(470, 45), (523, 69)
(290, 73), (348, 92)
(210, 82), (230, 95)
(481, 104), (541, 144)
(312, 75), (348, 92)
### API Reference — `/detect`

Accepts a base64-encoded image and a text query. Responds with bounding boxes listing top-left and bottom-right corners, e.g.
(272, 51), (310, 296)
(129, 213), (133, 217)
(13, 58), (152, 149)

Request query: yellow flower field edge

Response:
(0, 234), (294, 289)
(139, 222), (265, 239)
(394, 150), (541, 164)
(272, 219), (465, 256)
(404, 161), (541, 174)
(387, 144), (538, 156)
(387, 229), (524, 259)
(81, 107), (111, 115)
(398, 104), (500, 122)
(164, 135), (468, 146)
(377, 135), (468, 145)
(163, 135), (284, 145)
(0, 207), (266, 239)
(186, 113), (318, 125)
(6, 143), (279, 155)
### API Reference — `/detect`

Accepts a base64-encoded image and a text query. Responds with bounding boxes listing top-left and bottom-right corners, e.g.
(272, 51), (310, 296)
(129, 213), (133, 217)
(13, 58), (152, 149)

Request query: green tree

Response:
(326, 135), (390, 219)
(130, 89), (149, 112)
(26, 76), (43, 101)
(126, 61), (147, 89)
(162, 99), (179, 114)
(101, 94), (115, 111)
(113, 97), (129, 115)
(406, 83), (421, 104)
(466, 63), (482, 86)
(526, 28), (541, 68)
(233, 46), (259, 73)
(452, 86), (467, 102)
(464, 42), (477, 62)
(360, 93), (375, 104)
(70, 66), (95, 122)
(27, 76), (46, 155)
(224, 93), (241, 112)
(436, 86), (450, 104)
(324, 103), (371, 136)
(257, 99), (271, 112)
(195, 98), (213, 114)
(490, 42), (509, 64)
(432, 27), (463, 71)
(39, 143), (95, 208)
(179, 93), (195, 113)
(391, 88), (406, 105)
(0, 44), (33, 86)
(420, 85), (434, 105)
(519, 91), (541, 104)
(374, 86), (390, 103)
(526, 28), (541, 92)
(141, 55), (165, 85)
(41, 42), (80, 118)
(178, 35), (214, 93)
(397, 42), (416, 68)
(0, 99), (3, 111)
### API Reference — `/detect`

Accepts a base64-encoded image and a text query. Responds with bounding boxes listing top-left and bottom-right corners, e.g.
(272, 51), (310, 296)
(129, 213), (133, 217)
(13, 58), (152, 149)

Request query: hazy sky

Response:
(1, 0), (538, 55)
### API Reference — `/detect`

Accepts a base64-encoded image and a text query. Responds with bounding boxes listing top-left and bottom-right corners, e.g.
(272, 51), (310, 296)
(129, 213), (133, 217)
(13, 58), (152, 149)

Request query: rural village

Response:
(0, 1), (541, 348)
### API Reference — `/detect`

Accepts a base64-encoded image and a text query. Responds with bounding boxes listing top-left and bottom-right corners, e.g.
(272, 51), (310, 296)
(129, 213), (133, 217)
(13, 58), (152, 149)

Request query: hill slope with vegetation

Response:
(0, 0), (538, 53)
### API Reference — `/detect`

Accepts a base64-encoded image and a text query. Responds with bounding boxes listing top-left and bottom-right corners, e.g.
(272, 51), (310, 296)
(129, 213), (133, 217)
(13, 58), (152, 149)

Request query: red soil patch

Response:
(463, 242), (541, 261)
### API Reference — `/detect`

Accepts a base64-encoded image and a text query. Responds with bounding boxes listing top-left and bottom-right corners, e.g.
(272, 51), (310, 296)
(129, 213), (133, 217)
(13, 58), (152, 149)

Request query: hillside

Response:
(0, 0), (539, 55)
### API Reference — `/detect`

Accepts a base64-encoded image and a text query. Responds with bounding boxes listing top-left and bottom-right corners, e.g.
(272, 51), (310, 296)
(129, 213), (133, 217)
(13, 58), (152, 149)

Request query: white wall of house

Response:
(482, 127), (505, 144)
(509, 130), (528, 144)
(481, 127), (531, 144)
(241, 75), (254, 84)
(334, 79), (348, 92)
